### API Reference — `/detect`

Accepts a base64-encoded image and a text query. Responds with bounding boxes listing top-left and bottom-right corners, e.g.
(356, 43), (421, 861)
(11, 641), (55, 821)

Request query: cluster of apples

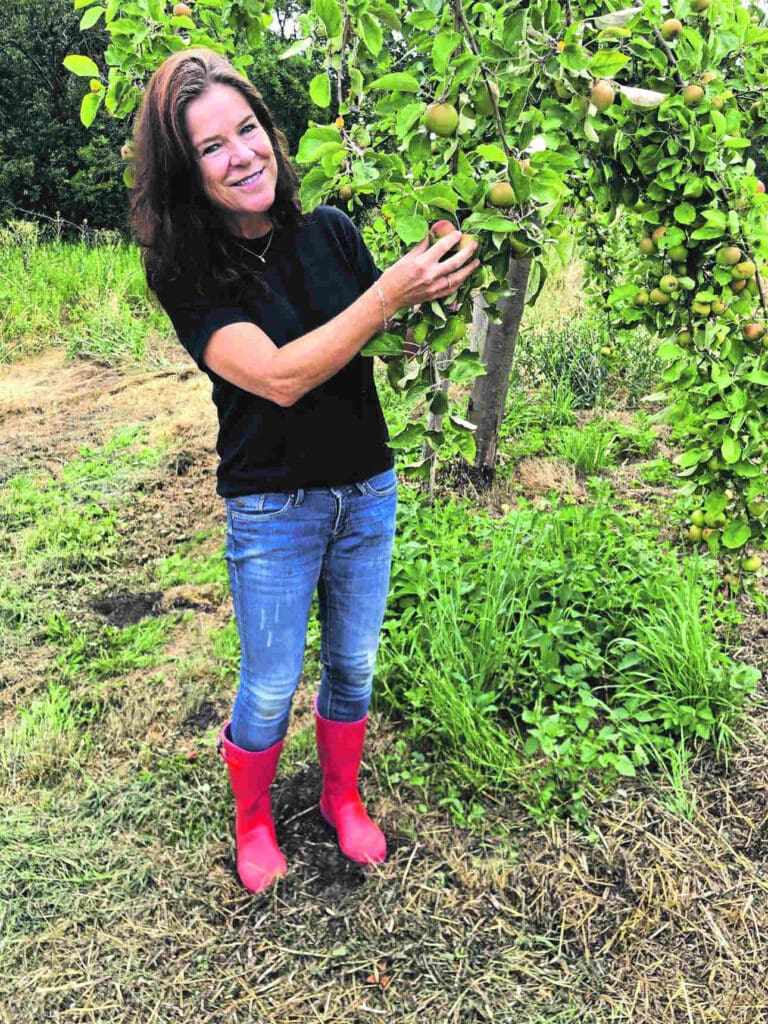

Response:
(634, 233), (764, 341)
(588, 12), (718, 115)
(688, 509), (762, 571)
(429, 219), (476, 255)
(421, 81), (501, 139)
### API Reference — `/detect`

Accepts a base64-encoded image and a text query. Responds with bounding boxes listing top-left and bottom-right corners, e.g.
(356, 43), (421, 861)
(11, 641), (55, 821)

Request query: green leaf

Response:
(64, 54), (100, 78)
(721, 436), (741, 464)
(673, 202), (696, 225)
(361, 332), (403, 356)
(309, 73), (331, 108)
(280, 37), (312, 60)
(387, 424), (425, 449)
(295, 126), (342, 164)
(360, 12), (383, 56)
(394, 213), (429, 245)
(313, 0), (342, 38)
(449, 351), (486, 383)
(722, 520), (751, 549)
(80, 5), (104, 29)
(432, 30), (461, 74)
(607, 284), (638, 306)
(395, 102), (425, 137)
(80, 90), (101, 128)
(658, 342), (685, 362)
(476, 144), (508, 165)
(613, 755), (636, 778)
(588, 51), (628, 78)
(368, 73), (421, 93)
(298, 166), (330, 211)
(75, 0), (97, 8)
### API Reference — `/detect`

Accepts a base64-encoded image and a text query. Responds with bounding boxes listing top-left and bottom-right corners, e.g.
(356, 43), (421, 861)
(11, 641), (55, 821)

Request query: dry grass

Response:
(1, 352), (767, 1023)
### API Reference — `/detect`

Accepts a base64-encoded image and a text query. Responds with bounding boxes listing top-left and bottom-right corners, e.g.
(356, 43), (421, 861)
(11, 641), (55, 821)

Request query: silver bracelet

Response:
(375, 280), (395, 331)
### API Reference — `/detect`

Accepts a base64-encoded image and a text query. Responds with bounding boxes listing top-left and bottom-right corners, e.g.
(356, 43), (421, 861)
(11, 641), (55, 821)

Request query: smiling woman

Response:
(128, 48), (479, 896)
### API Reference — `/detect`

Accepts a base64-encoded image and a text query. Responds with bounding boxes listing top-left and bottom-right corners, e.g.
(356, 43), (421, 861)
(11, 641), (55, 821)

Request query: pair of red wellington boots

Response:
(218, 703), (386, 893)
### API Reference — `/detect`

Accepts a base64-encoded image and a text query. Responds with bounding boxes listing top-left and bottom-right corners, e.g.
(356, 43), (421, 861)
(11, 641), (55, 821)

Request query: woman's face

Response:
(185, 83), (278, 238)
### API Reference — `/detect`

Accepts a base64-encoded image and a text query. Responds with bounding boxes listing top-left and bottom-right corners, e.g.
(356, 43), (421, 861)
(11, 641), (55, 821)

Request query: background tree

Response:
(0, 0), (317, 232)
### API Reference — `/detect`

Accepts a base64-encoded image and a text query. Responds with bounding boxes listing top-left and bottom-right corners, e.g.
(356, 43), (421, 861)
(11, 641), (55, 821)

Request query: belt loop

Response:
(294, 488), (305, 507)
(354, 480), (366, 495)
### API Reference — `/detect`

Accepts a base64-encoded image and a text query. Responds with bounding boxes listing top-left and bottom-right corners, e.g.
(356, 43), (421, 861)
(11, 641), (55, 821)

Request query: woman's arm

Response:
(203, 230), (479, 407)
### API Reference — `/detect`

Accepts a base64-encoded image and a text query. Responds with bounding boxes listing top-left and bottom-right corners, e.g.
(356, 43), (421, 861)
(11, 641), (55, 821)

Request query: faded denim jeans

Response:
(224, 468), (397, 751)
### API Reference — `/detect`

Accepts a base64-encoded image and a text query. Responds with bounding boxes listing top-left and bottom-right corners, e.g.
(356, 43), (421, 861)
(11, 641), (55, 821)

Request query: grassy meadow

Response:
(1, 223), (767, 1023)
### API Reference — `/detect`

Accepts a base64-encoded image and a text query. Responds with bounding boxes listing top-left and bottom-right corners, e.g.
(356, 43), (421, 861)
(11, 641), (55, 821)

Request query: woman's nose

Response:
(230, 136), (253, 163)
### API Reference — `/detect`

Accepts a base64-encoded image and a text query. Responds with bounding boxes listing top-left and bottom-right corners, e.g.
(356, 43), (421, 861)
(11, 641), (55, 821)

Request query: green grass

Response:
(0, 220), (172, 365)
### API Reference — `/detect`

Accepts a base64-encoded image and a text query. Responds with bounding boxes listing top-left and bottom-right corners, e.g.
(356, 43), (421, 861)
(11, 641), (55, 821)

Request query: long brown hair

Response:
(130, 48), (303, 299)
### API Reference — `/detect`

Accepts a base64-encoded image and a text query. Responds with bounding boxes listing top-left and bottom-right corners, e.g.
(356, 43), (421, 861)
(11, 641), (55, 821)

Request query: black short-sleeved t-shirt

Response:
(156, 205), (394, 497)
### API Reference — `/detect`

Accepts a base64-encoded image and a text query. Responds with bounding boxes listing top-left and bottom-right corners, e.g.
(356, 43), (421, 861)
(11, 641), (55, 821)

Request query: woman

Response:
(130, 48), (479, 894)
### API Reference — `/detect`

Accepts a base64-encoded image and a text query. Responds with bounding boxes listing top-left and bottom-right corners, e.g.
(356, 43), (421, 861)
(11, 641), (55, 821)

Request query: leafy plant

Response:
(378, 488), (758, 821)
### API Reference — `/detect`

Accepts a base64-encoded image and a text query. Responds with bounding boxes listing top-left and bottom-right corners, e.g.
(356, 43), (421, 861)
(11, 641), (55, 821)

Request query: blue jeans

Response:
(224, 468), (398, 751)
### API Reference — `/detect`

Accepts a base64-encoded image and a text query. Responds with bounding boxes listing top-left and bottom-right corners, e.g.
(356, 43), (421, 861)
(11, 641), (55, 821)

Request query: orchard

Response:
(66, 0), (768, 573)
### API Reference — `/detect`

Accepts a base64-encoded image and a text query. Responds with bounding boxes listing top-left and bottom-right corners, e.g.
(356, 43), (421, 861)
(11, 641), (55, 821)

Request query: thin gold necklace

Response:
(232, 227), (274, 264)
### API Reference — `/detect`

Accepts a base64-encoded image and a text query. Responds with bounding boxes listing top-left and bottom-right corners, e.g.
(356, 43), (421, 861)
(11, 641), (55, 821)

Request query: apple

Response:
(339, 185), (353, 201)
(688, 525), (703, 542)
(730, 278), (748, 293)
(471, 80), (500, 116)
(457, 232), (477, 253)
(744, 323), (766, 342)
(661, 18), (683, 40)
(659, 274), (678, 293)
(668, 244), (688, 262)
(634, 289), (650, 307)
(590, 79), (615, 112)
(731, 261), (756, 280)
(650, 287), (672, 304)
(677, 329), (692, 346)
(691, 0), (711, 9)
(651, 225), (667, 243)
(691, 509), (706, 527)
(692, 300), (711, 316)
(716, 245), (742, 266)
(741, 554), (762, 573)
(757, 180), (766, 194)
(682, 84), (705, 106)
(430, 219), (456, 243)
(639, 237), (655, 255)
(487, 181), (516, 208)
(423, 103), (459, 137)
(173, 2), (192, 15)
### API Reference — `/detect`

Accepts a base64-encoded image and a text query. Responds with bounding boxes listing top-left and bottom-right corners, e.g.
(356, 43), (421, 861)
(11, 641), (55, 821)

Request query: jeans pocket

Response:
(227, 491), (294, 523)
(361, 468), (397, 497)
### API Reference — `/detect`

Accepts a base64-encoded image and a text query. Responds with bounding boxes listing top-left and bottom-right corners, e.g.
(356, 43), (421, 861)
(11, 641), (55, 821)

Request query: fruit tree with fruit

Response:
(67, 0), (768, 571)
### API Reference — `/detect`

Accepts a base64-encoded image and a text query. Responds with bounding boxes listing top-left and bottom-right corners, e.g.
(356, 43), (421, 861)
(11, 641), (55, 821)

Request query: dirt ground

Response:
(2, 351), (768, 1024)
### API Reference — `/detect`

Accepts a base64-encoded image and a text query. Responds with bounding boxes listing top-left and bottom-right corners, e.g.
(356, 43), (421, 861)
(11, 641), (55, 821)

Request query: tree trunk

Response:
(421, 345), (453, 496)
(467, 257), (531, 483)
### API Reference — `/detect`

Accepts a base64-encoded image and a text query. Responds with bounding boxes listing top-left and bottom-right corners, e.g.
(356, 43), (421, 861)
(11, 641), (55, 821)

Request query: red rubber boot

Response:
(315, 701), (387, 864)
(218, 722), (287, 893)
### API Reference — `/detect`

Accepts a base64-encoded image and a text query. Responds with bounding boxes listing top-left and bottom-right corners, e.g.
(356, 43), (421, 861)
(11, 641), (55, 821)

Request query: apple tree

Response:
(67, 0), (768, 572)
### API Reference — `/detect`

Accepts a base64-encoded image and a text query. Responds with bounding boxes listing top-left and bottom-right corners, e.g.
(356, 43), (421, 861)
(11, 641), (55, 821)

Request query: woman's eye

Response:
(202, 142), (220, 156)
(242, 123), (257, 135)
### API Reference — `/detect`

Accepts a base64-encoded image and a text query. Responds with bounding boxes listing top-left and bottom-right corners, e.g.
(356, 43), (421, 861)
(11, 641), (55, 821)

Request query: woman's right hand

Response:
(378, 230), (480, 315)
